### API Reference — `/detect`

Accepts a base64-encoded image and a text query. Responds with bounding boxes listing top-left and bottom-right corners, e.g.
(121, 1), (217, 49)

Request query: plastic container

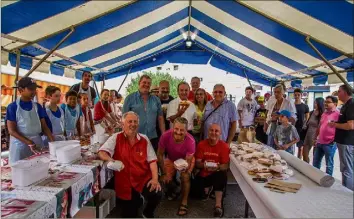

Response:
(11, 158), (49, 187)
(56, 144), (81, 164)
(49, 140), (80, 156)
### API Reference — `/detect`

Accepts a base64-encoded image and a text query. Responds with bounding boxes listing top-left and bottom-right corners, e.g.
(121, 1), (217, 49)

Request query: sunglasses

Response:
(213, 91), (224, 94)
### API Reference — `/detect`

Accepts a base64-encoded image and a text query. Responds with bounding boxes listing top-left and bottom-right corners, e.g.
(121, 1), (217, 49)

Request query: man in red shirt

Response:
(188, 77), (213, 102)
(98, 111), (162, 218)
(195, 123), (230, 217)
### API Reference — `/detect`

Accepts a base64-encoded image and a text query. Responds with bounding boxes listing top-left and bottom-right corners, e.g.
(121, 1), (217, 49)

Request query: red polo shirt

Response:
(188, 90), (213, 102)
(99, 132), (157, 200)
(195, 139), (230, 177)
(94, 101), (112, 121)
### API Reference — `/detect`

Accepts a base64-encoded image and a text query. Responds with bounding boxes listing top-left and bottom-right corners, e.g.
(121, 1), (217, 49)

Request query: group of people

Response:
(5, 71), (354, 217)
(6, 71), (124, 163)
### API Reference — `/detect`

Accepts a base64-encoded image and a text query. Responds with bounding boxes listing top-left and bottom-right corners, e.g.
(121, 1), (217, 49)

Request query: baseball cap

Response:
(257, 96), (265, 102)
(13, 77), (42, 89)
(264, 92), (271, 98)
(277, 110), (291, 118)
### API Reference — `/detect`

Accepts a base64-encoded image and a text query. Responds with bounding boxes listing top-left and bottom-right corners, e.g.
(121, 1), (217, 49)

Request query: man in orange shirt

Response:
(195, 123), (230, 217)
(98, 111), (162, 218)
(188, 77), (213, 102)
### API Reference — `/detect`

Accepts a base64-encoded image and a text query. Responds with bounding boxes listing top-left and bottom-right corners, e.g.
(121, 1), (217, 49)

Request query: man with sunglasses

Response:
(69, 71), (97, 108)
(313, 96), (339, 176)
(202, 84), (238, 145)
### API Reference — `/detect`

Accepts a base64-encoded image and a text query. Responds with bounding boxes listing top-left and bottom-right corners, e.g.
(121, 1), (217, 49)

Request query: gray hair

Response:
(274, 84), (285, 94)
(122, 111), (140, 123)
(213, 84), (225, 91)
(173, 117), (188, 130)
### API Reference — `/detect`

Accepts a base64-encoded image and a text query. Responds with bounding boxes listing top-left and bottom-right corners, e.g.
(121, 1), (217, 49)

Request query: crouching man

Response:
(98, 111), (162, 218)
(195, 124), (230, 217)
(157, 117), (195, 216)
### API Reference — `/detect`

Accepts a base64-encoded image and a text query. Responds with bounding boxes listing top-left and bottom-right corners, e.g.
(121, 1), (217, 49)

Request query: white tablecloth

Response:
(229, 155), (354, 218)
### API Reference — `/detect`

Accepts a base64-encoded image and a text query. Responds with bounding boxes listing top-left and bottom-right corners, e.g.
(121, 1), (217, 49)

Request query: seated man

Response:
(195, 124), (230, 217)
(98, 111), (162, 218)
(157, 117), (195, 216)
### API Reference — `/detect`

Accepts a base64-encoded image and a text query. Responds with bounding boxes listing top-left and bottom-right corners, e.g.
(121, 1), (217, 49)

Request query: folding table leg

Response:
(95, 193), (100, 218)
(244, 200), (249, 218)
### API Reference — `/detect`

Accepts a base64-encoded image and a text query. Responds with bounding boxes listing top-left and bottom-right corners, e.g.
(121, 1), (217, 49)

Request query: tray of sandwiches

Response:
(230, 142), (294, 182)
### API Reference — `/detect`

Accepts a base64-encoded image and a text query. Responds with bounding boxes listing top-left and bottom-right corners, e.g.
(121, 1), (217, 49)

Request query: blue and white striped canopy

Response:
(2, 0), (354, 86)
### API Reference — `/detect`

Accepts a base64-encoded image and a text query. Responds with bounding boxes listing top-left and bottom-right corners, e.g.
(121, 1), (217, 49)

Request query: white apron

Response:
(9, 99), (44, 164)
(81, 107), (93, 135)
(42, 106), (65, 146)
(64, 104), (80, 137)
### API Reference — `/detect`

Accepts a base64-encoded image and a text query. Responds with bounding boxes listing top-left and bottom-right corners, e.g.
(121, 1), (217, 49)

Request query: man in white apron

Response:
(69, 71), (97, 108)
(6, 77), (54, 164)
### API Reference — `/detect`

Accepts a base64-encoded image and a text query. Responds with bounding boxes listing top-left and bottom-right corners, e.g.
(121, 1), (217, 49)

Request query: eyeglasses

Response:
(213, 91), (224, 94)
(325, 101), (334, 104)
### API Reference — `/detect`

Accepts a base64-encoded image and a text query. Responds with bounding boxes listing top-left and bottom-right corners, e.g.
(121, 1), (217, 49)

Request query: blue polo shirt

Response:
(123, 91), (162, 139)
(6, 100), (46, 122)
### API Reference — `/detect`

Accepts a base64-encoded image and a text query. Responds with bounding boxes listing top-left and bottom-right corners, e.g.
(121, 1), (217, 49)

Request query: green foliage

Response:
(125, 71), (185, 98)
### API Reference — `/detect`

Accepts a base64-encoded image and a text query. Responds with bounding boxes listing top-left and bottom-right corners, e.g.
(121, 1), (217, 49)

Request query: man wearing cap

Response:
(69, 71), (97, 108)
(273, 110), (300, 155)
(6, 77), (54, 164)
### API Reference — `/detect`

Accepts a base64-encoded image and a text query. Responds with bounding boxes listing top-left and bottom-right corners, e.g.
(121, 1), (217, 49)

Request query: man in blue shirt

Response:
(123, 75), (165, 151)
(203, 84), (238, 145)
(6, 77), (54, 164)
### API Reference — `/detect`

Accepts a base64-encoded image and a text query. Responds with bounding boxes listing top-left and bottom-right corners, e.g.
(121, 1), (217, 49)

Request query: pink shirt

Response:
(318, 109), (340, 144)
(158, 129), (195, 161)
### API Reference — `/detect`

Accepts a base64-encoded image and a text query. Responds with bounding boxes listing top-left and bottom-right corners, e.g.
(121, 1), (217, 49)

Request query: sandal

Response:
(213, 206), (223, 218)
(177, 204), (188, 216)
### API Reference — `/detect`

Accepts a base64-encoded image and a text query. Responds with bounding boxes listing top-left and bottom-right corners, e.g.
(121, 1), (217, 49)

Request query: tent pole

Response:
(187, 0), (192, 36)
(24, 27), (75, 78)
(13, 49), (21, 101)
(92, 77), (100, 99)
(117, 66), (132, 93)
(243, 69), (253, 88)
(305, 36), (353, 90)
(235, 1), (353, 59)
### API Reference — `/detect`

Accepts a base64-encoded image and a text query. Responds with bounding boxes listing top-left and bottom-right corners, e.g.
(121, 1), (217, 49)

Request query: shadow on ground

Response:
(107, 184), (255, 218)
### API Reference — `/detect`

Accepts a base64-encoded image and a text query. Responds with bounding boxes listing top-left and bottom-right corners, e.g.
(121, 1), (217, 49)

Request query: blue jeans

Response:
(313, 143), (337, 176)
(337, 143), (353, 191)
(267, 135), (276, 149)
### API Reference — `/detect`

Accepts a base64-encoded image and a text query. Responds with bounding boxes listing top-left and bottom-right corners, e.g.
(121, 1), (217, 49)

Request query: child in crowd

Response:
(109, 89), (123, 129)
(6, 77), (54, 164)
(43, 86), (65, 145)
(78, 93), (95, 136)
(273, 110), (300, 155)
(61, 90), (82, 138)
(94, 89), (118, 134)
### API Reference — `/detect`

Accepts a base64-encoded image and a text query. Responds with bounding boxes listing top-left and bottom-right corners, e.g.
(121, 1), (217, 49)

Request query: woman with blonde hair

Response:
(193, 88), (208, 144)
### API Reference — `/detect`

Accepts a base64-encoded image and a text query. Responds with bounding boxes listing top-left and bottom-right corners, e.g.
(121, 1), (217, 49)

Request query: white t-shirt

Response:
(166, 98), (197, 130)
(237, 98), (258, 127)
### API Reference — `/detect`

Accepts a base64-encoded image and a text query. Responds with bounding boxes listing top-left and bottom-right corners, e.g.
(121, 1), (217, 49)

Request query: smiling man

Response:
(195, 124), (230, 217)
(203, 84), (238, 144)
(167, 82), (197, 132)
(69, 71), (97, 108)
(123, 75), (165, 151)
(98, 112), (162, 218)
(157, 117), (195, 216)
